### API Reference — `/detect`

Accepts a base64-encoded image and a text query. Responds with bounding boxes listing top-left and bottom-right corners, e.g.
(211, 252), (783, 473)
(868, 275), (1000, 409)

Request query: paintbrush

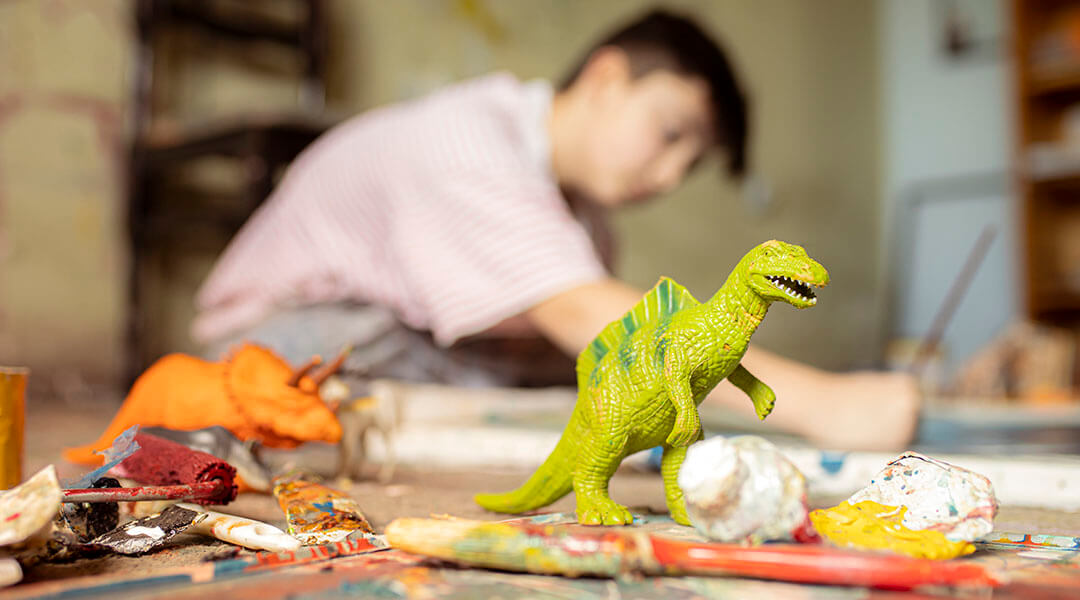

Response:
(62, 481), (225, 503)
(385, 518), (1001, 590)
(908, 224), (996, 378)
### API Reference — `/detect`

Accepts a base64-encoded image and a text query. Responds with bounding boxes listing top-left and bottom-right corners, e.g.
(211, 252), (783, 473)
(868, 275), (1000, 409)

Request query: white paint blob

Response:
(678, 436), (809, 544)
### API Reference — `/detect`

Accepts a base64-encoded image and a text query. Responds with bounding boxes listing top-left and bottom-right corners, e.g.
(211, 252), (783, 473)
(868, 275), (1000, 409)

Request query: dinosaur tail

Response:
(474, 413), (583, 514)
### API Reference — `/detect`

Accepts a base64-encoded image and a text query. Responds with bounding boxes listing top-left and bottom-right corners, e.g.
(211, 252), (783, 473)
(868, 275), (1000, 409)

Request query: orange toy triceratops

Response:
(64, 344), (345, 466)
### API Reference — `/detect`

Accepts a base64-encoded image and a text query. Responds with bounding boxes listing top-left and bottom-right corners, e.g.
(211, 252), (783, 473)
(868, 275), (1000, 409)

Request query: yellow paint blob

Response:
(809, 500), (975, 560)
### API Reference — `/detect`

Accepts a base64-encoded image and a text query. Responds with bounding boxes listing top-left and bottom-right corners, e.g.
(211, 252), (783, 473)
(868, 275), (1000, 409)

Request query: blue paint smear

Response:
(213, 558), (254, 576)
(313, 501), (336, 514)
(48, 574), (194, 599)
(819, 451), (847, 475)
(645, 446), (663, 470)
(63, 424), (141, 489)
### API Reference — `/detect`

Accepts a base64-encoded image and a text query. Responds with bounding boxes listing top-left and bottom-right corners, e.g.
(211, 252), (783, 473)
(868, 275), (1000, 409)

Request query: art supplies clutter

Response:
(384, 516), (1000, 590)
(0, 421), (360, 580)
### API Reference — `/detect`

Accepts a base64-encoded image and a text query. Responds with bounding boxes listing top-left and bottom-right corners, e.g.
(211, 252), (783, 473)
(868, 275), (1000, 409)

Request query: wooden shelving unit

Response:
(1012, 0), (1080, 334)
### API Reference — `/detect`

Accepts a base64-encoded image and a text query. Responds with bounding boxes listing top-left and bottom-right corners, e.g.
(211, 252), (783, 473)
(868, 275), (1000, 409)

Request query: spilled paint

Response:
(809, 500), (975, 560)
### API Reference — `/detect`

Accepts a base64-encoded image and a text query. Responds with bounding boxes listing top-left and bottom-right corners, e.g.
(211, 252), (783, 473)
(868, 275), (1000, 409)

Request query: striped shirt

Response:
(192, 73), (608, 347)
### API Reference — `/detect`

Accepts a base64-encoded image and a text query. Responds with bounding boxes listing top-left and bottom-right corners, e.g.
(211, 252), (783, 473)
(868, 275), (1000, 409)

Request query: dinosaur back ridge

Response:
(575, 276), (700, 389)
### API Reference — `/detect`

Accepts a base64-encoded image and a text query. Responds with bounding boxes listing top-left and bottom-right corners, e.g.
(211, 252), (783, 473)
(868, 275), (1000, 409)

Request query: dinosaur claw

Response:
(579, 509), (602, 526)
(752, 390), (776, 420)
(576, 497), (633, 526)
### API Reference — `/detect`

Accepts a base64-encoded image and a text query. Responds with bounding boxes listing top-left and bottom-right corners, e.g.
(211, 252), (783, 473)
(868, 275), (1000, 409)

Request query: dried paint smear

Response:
(810, 452), (997, 559)
(0, 464), (62, 547)
(273, 474), (373, 545)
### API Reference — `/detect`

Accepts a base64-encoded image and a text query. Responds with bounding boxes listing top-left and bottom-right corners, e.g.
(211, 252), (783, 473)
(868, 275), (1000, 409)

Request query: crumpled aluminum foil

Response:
(678, 435), (811, 543)
(848, 451), (997, 542)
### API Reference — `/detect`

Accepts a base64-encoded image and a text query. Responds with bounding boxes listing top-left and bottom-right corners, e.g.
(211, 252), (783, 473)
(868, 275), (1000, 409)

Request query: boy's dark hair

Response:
(561, 9), (749, 179)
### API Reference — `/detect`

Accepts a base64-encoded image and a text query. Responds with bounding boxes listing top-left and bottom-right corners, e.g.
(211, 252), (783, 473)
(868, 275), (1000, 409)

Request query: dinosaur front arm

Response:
(727, 363), (776, 420)
(662, 352), (701, 448)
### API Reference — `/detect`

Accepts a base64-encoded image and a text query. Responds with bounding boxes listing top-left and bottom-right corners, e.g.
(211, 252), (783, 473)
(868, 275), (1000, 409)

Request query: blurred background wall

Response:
(0, 0), (1029, 395)
(879, 0), (1016, 379)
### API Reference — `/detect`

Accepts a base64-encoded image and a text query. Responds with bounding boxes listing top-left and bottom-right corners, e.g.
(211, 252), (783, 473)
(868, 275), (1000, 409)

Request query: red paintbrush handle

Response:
(62, 481), (223, 503)
(648, 536), (1001, 590)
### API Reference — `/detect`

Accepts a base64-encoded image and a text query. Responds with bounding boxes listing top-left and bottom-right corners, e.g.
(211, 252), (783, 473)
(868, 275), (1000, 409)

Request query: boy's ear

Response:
(576, 46), (632, 94)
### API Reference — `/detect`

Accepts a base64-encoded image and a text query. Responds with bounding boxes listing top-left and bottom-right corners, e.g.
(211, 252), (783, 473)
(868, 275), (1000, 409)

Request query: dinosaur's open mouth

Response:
(766, 275), (817, 304)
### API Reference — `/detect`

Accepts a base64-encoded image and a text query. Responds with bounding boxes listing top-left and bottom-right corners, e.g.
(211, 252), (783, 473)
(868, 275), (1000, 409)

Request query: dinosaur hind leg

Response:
(573, 432), (632, 526)
(661, 429), (703, 527)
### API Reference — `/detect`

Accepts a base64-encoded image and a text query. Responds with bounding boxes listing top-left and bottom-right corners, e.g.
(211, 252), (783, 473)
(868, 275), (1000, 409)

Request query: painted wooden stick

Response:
(909, 224), (996, 377)
(385, 518), (1001, 590)
(62, 481), (223, 503)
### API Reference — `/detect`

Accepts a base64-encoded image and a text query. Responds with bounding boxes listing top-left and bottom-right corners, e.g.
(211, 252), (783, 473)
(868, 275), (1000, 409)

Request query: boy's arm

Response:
(525, 279), (920, 451)
(525, 278), (642, 356)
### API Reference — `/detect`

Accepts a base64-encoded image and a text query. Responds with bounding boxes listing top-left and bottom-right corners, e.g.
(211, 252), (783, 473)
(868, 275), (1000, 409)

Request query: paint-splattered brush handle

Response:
(62, 481), (224, 503)
(385, 518), (644, 578)
(386, 517), (1002, 590)
(648, 536), (1001, 589)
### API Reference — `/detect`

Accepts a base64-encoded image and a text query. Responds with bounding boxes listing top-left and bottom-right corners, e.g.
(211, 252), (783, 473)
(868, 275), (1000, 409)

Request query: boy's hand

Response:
(801, 371), (921, 451)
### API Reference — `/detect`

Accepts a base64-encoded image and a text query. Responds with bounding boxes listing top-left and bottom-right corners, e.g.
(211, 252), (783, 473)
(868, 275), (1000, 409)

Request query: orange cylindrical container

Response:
(0, 367), (27, 489)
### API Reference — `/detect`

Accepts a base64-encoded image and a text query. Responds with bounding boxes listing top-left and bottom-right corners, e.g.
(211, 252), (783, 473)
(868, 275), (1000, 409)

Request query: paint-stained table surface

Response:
(12, 397), (1080, 598)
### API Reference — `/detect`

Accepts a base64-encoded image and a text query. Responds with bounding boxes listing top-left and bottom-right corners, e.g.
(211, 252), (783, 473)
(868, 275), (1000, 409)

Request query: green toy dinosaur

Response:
(475, 240), (829, 526)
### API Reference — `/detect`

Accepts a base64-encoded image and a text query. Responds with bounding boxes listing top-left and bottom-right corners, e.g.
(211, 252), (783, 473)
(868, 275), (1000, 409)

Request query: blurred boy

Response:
(193, 9), (918, 450)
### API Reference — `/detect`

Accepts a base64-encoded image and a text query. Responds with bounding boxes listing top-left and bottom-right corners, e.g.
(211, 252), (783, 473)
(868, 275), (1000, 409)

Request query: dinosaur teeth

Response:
(767, 276), (818, 303)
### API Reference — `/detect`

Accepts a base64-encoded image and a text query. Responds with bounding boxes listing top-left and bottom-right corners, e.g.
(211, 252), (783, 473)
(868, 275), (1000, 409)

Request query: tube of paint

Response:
(271, 472), (373, 545)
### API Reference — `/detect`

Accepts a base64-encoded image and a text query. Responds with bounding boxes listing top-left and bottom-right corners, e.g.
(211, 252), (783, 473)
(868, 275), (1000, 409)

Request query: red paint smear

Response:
(248, 537), (383, 572)
(5, 512), (20, 522)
